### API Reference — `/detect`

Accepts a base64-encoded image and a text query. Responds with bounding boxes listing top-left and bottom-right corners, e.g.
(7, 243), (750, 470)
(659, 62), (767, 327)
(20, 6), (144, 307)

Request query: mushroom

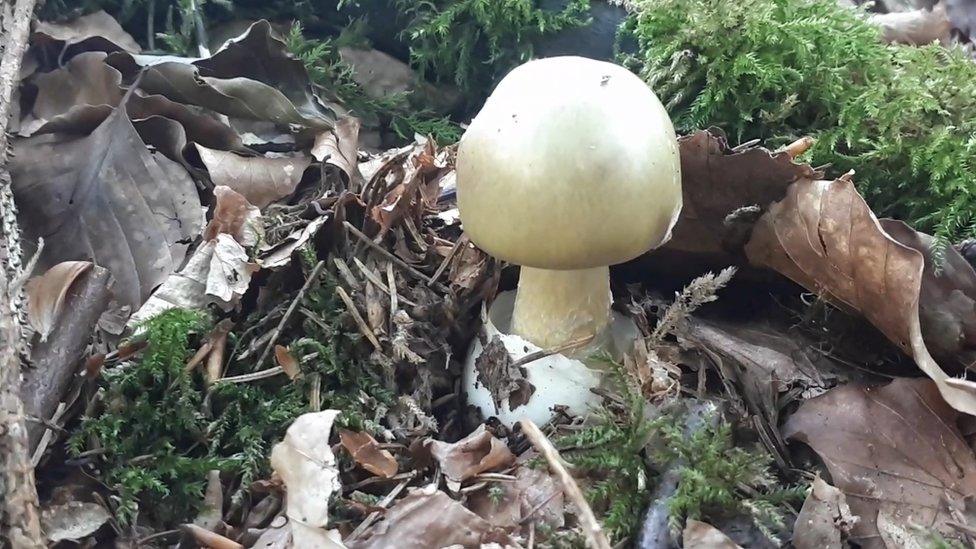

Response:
(457, 56), (682, 425)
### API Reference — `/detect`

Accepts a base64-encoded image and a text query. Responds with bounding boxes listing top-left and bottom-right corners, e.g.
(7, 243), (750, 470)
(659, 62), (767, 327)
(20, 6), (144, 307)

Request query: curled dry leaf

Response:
(312, 117), (365, 189)
(274, 345), (302, 380)
(32, 10), (141, 55)
(338, 429), (398, 478)
(205, 186), (263, 247)
(25, 261), (92, 341)
(793, 477), (857, 549)
(426, 425), (516, 485)
(11, 100), (203, 309)
(348, 486), (499, 549)
(745, 175), (976, 414)
(270, 411), (344, 548)
(467, 465), (564, 530)
(683, 520), (743, 549)
(40, 501), (111, 543)
(783, 378), (976, 548)
(196, 145), (311, 208)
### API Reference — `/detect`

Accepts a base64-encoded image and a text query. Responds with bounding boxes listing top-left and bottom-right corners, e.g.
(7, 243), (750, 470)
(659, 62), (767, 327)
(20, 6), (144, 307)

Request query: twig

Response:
(254, 261), (325, 370)
(335, 286), (382, 351)
(779, 136), (814, 159)
(30, 402), (66, 467)
(345, 477), (412, 541)
(343, 221), (449, 292)
(218, 366), (284, 384)
(0, 0), (46, 544)
(147, 0), (156, 50)
(387, 262), (398, 334)
(332, 257), (361, 291)
(519, 419), (611, 549)
(730, 138), (761, 152)
(429, 234), (467, 286)
(512, 334), (596, 368)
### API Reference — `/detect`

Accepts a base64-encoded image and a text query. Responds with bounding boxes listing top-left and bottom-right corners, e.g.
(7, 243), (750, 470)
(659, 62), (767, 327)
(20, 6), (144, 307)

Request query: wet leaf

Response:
(683, 520), (743, 549)
(783, 378), (976, 548)
(32, 10), (140, 55)
(11, 99), (203, 309)
(745, 175), (976, 414)
(274, 345), (301, 380)
(426, 425), (515, 484)
(793, 477), (857, 549)
(338, 429), (398, 478)
(270, 411), (343, 547)
(41, 501), (111, 543)
(348, 487), (500, 549)
(25, 261), (92, 341)
(197, 145), (311, 208)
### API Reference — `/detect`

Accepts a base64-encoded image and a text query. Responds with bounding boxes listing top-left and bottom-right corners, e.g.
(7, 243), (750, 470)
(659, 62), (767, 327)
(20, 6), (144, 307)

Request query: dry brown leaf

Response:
(197, 145), (311, 208)
(338, 429), (398, 478)
(663, 130), (817, 262)
(32, 10), (141, 55)
(274, 345), (302, 380)
(683, 520), (743, 549)
(467, 465), (564, 530)
(783, 378), (976, 548)
(12, 101), (203, 309)
(426, 425), (516, 485)
(312, 117), (364, 189)
(793, 476), (857, 549)
(25, 261), (93, 341)
(348, 487), (500, 549)
(745, 175), (976, 414)
(204, 186), (263, 246)
(40, 501), (111, 543)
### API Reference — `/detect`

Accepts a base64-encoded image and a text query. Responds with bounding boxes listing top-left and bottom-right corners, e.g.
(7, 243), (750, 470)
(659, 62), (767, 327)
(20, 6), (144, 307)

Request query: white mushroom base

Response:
(463, 291), (640, 427)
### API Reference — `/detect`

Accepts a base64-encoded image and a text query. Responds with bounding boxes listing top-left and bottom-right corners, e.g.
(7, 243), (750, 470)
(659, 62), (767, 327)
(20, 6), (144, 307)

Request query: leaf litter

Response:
(15, 7), (976, 549)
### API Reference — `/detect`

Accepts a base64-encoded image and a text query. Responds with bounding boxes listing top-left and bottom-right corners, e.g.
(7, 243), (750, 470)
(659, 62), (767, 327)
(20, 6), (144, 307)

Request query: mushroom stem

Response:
(511, 266), (611, 351)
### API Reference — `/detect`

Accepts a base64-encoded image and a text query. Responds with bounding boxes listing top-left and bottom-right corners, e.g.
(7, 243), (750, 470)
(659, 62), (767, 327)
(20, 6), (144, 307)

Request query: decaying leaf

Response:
(197, 145), (311, 208)
(683, 520), (743, 549)
(11, 100), (203, 309)
(474, 337), (535, 411)
(25, 261), (92, 341)
(32, 10), (140, 55)
(270, 410), (345, 548)
(338, 429), (398, 478)
(793, 477), (857, 549)
(259, 214), (331, 269)
(205, 186), (263, 247)
(783, 378), (976, 548)
(348, 486), (501, 549)
(466, 465), (564, 530)
(745, 175), (976, 414)
(426, 425), (515, 485)
(41, 501), (112, 543)
(312, 117), (365, 189)
(274, 345), (302, 380)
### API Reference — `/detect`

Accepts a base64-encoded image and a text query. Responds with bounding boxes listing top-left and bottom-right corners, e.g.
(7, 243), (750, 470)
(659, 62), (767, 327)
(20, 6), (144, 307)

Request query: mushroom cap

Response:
(456, 56), (682, 270)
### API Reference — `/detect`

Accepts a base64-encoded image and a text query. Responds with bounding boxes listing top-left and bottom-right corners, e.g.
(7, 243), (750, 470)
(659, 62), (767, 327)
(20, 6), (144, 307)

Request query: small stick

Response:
(429, 234), (467, 286)
(345, 477), (412, 541)
(512, 335), (595, 368)
(30, 402), (67, 466)
(335, 286), (382, 351)
(353, 256), (416, 307)
(387, 262), (398, 334)
(254, 261), (325, 370)
(218, 366), (283, 384)
(730, 138), (761, 152)
(343, 222), (449, 292)
(779, 136), (814, 159)
(333, 257), (361, 291)
(519, 419), (612, 549)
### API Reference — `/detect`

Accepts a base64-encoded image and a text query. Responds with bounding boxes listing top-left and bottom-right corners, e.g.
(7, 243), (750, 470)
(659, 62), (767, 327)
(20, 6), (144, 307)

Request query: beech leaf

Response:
(25, 261), (93, 341)
(196, 145), (311, 208)
(425, 425), (515, 484)
(338, 429), (398, 478)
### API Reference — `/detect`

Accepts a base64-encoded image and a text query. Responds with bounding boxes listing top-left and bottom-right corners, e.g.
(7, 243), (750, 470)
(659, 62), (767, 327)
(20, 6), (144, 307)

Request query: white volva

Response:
(457, 56), (682, 425)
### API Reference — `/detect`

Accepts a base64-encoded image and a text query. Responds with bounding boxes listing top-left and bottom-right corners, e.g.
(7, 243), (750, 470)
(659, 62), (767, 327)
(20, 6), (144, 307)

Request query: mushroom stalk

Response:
(511, 266), (611, 351)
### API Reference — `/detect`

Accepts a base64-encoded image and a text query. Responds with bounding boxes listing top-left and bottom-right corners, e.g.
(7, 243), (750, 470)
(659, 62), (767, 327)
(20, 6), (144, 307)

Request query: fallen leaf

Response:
(41, 501), (111, 543)
(683, 520), (743, 549)
(128, 234), (258, 326)
(348, 486), (500, 549)
(259, 214), (331, 269)
(745, 175), (976, 414)
(880, 220), (976, 374)
(270, 411), (344, 548)
(467, 465), (564, 529)
(249, 518), (346, 549)
(32, 10), (140, 55)
(783, 378), (976, 548)
(473, 337), (535, 412)
(204, 186), (263, 247)
(426, 425), (515, 485)
(338, 429), (398, 478)
(274, 345), (302, 380)
(793, 477), (857, 549)
(197, 145), (311, 208)
(11, 99), (204, 309)
(25, 261), (92, 341)
(312, 117), (364, 189)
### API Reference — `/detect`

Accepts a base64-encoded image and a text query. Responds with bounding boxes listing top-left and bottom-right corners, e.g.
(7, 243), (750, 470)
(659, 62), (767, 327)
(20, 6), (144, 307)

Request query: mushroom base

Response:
(463, 291), (640, 427)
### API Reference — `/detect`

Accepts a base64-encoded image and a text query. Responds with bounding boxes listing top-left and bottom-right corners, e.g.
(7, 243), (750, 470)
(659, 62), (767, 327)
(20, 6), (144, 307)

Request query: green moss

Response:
(623, 0), (976, 246)
(70, 264), (391, 527)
